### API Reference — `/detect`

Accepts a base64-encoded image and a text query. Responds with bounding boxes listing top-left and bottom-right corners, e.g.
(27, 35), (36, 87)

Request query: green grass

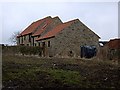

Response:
(3, 65), (84, 88)
(48, 69), (83, 86)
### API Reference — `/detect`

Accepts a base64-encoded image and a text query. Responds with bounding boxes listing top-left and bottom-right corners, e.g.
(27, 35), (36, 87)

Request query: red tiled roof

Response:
(20, 16), (52, 36)
(107, 38), (120, 49)
(36, 19), (78, 41)
(32, 17), (53, 36)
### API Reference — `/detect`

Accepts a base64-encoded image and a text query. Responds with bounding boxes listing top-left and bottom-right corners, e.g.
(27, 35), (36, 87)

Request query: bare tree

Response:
(10, 31), (20, 45)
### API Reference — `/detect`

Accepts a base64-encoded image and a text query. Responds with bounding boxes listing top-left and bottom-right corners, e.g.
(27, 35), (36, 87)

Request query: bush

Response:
(19, 46), (42, 56)
(2, 46), (43, 56)
(2, 46), (19, 55)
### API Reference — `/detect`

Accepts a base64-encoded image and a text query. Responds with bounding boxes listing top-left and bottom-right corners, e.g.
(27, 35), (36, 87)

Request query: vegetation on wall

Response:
(2, 46), (42, 56)
(19, 46), (42, 55)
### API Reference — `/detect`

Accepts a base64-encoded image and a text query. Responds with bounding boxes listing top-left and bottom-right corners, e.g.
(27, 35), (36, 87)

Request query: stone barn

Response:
(36, 19), (100, 58)
(17, 16), (100, 58)
(17, 16), (62, 46)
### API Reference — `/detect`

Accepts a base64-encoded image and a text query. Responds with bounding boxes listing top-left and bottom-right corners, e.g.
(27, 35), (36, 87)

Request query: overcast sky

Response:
(0, 1), (119, 45)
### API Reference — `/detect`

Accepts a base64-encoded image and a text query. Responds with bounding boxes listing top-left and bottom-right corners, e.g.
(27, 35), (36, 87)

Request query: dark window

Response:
(29, 35), (31, 42)
(21, 37), (23, 43)
(18, 38), (20, 44)
(48, 41), (50, 47)
(42, 42), (45, 47)
(32, 37), (34, 46)
(39, 42), (40, 46)
(69, 51), (72, 54)
(68, 51), (74, 57)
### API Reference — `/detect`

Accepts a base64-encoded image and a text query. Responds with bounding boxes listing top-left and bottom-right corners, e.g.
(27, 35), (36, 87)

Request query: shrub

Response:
(19, 46), (42, 56)
(2, 46), (43, 56)
(2, 46), (19, 55)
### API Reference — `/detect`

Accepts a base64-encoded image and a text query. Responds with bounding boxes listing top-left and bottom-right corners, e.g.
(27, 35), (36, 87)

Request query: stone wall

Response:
(18, 34), (32, 46)
(19, 36), (23, 45)
(40, 17), (62, 37)
(34, 17), (62, 46)
(37, 38), (53, 57)
(17, 18), (100, 58)
(49, 20), (99, 58)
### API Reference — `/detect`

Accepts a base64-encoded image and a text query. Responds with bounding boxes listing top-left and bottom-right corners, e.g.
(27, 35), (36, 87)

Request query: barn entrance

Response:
(81, 45), (97, 58)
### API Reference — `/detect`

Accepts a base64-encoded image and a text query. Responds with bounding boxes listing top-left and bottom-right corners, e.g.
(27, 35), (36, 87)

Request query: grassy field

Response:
(2, 54), (119, 89)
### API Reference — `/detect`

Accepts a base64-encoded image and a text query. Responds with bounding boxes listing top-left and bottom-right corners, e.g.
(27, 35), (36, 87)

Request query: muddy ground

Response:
(2, 54), (120, 89)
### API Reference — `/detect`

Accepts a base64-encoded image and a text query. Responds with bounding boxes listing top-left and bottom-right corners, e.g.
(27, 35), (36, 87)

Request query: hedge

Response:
(2, 46), (43, 56)
(19, 46), (42, 56)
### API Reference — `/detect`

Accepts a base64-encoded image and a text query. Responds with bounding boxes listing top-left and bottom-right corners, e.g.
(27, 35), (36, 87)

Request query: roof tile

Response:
(107, 38), (120, 49)
(36, 19), (78, 41)
(20, 16), (52, 36)
(32, 17), (52, 36)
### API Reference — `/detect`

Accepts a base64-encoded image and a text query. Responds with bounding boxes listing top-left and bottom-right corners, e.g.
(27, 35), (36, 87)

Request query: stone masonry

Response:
(17, 16), (100, 58)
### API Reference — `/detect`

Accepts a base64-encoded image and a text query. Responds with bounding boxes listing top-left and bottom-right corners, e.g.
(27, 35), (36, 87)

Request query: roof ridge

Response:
(34, 16), (52, 23)
(110, 38), (120, 41)
(52, 16), (59, 18)
(63, 19), (79, 24)
(32, 17), (53, 36)
(20, 16), (52, 36)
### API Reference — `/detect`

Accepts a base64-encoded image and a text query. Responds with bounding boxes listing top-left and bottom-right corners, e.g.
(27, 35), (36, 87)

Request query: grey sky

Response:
(1, 2), (118, 45)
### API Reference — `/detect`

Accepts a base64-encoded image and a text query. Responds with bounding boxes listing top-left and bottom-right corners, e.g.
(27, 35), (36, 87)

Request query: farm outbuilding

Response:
(98, 38), (120, 60)
(107, 38), (120, 60)
(17, 16), (100, 58)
